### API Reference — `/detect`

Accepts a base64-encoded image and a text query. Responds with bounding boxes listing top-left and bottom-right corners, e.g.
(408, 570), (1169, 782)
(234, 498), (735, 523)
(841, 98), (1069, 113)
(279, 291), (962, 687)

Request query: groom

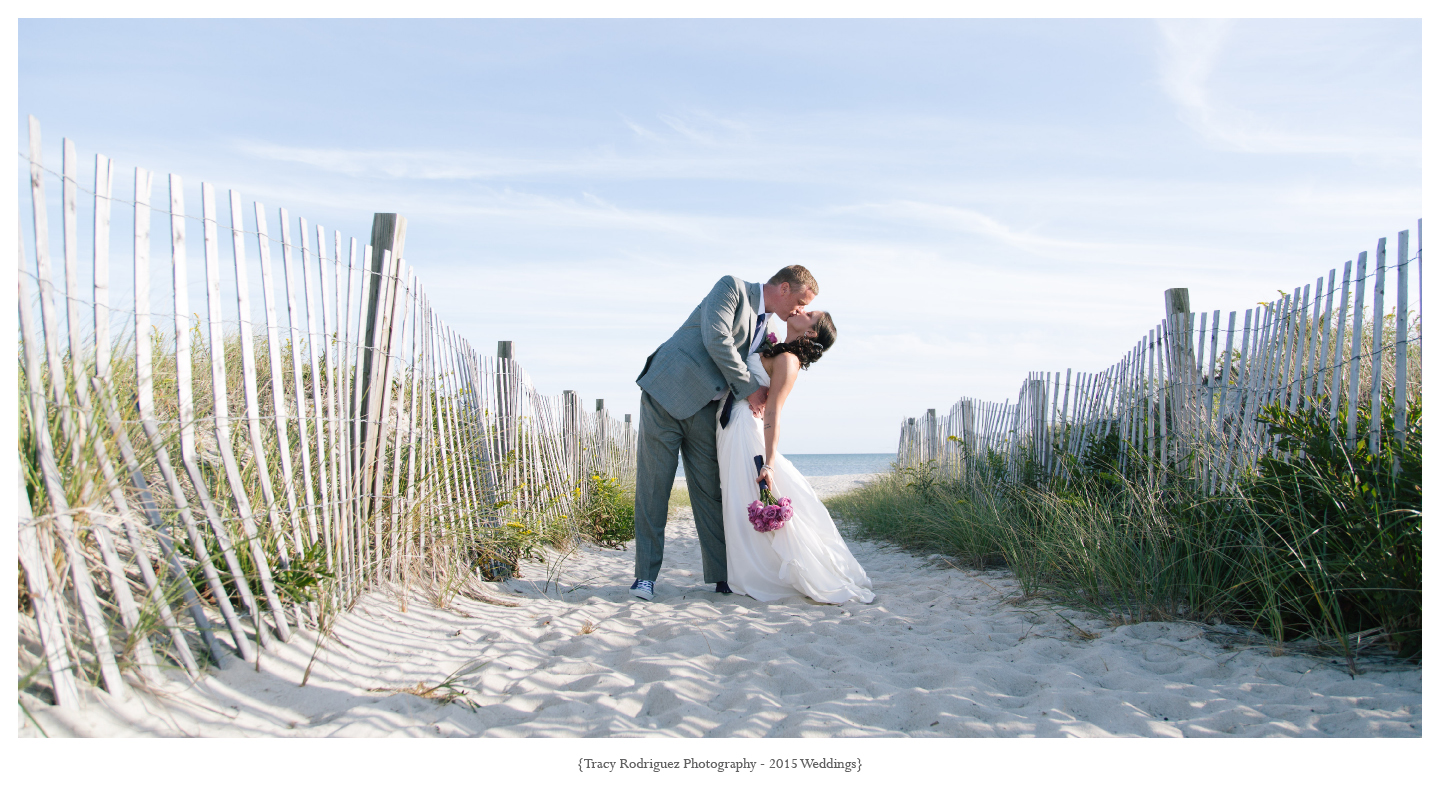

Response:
(630, 266), (819, 600)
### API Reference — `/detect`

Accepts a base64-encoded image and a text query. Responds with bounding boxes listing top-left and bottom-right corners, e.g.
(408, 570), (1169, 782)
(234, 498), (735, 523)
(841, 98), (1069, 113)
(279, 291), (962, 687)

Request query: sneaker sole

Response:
(631, 588), (654, 601)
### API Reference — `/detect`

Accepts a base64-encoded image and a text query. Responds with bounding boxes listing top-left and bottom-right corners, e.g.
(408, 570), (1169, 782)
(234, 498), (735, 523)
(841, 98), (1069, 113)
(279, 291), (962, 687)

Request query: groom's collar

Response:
(755, 282), (766, 317)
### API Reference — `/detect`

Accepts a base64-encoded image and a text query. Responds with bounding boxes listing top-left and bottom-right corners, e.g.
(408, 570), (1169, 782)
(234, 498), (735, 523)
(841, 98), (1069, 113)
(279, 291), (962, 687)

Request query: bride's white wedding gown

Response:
(716, 328), (874, 604)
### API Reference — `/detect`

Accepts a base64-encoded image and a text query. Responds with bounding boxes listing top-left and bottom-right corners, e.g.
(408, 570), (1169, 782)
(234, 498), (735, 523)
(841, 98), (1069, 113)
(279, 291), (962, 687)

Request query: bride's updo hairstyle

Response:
(763, 312), (837, 370)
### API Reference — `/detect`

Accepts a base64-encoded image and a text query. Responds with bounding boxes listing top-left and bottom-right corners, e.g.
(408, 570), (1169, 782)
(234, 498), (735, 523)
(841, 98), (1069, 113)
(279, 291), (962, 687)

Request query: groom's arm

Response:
(699, 276), (760, 400)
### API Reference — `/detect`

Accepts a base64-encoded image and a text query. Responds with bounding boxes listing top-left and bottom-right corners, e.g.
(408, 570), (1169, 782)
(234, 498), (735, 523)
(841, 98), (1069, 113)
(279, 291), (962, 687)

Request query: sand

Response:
(19, 473), (1421, 738)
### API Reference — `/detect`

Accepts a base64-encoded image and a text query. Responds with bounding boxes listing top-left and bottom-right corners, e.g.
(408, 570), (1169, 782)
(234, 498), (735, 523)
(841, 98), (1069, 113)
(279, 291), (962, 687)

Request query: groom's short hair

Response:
(768, 265), (819, 296)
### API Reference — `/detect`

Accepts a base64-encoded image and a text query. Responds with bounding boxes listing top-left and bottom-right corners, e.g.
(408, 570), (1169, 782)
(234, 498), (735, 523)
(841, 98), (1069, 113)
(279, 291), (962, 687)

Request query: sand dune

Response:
(20, 474), (1421, 737)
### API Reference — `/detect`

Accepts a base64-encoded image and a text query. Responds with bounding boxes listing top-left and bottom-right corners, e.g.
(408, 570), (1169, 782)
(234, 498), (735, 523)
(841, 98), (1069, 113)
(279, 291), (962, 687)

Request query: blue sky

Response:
(17, 18), (1421, 453)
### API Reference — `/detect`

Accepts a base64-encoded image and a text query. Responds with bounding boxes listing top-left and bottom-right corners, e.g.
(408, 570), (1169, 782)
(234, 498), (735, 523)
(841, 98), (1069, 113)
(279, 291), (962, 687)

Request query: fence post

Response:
(1026, 377), (1044, 472)
(358, 213), (407, 477)
(497, 341), (516, 460)
(925, 408), (939, 463)
(1163, 288), (1194, 451)
(624, 413), (634, 473)
(1164, 288), (1193, 368)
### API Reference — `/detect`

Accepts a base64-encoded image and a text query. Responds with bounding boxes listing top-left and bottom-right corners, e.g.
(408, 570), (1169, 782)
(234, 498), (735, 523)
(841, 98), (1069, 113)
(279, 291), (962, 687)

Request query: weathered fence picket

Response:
(203, 183), (292, 643)
(1394, 231), (1410, 453)
(19, 265), (129, 699)
(19, 119), (638, 707)
(1368, 239), (1388, 454)
(1345, 252), (1370, 446)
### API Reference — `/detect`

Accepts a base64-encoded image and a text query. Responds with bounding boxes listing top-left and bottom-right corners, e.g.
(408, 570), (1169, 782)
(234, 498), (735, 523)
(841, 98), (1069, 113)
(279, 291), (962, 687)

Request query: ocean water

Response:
(675, 453), (895, 479)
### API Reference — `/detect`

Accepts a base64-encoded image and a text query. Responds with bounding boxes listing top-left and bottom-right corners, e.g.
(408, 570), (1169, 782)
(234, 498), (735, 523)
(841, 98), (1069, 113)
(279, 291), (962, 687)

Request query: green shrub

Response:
(471, 518), (547, 580)
(575, 474), (635, 548)
(1243, 397), (1421, 657)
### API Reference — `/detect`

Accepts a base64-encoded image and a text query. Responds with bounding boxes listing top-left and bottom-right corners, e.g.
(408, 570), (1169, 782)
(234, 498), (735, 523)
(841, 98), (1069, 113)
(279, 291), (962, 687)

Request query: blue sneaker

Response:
(630, 579), (655, 601)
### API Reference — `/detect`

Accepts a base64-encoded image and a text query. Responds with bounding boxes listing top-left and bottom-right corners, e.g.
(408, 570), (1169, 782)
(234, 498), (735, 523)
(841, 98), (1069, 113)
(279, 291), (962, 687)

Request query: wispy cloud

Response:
(656, 109), (751, 146)
(234, 110), (761, 182)
(1155, 20), (1416, 157)
(233, 140), (605, 180)
(834, 200), (1118, 257)
(1157, 19), (1231, 140)
(233, 138), (792, 183)
(619, 114), (664, 142)
(824, 198), (1266, 276)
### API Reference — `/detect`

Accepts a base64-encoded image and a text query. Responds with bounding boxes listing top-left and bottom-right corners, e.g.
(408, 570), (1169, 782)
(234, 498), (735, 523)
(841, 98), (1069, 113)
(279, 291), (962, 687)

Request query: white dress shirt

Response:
(715, 286), (768, 401)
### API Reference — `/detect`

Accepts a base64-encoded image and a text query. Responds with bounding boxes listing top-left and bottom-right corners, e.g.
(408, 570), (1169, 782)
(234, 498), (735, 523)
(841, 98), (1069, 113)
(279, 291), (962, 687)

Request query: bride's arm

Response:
(758, 353), (800, 490)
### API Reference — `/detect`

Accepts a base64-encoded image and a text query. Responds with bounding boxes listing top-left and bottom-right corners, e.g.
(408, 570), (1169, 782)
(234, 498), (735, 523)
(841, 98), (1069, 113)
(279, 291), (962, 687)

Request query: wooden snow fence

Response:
(17, 118), (635, 706)
(899, 227), (1422, 493)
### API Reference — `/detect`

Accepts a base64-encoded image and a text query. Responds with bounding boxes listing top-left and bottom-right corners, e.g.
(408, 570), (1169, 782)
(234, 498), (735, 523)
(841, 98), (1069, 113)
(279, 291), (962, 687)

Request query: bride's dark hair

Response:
(762, 312), (837, 370)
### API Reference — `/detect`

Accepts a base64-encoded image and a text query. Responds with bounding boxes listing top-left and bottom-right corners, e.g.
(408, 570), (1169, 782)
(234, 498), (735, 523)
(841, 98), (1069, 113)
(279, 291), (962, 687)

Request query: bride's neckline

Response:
(759, 318), (802, 376)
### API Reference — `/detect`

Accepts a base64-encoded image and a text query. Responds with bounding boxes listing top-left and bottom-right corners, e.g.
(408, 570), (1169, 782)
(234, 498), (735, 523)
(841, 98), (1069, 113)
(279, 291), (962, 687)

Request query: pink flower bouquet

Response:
(747, 496), (792, 533)
(748, 454), (792, 532)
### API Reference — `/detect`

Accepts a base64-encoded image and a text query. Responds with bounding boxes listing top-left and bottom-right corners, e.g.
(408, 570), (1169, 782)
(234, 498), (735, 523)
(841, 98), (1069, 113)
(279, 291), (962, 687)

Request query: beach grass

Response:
(668, 482), (692, 515)
(18, 328), (625, 693)
(827, 397), (1422, 663)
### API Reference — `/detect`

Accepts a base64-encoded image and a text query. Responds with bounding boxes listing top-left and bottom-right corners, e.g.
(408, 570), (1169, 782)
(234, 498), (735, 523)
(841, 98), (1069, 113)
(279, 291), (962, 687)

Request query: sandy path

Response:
(21, 474), (1421, 737)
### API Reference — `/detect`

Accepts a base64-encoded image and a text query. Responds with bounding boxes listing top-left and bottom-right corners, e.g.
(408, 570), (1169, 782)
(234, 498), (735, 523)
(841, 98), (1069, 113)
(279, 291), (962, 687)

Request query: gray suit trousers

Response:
(633, 391), (727, 584)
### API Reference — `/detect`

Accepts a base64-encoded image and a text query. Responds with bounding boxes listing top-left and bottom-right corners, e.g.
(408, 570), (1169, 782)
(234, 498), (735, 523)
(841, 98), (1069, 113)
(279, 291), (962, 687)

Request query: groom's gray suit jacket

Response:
(637, 276), (763, 419)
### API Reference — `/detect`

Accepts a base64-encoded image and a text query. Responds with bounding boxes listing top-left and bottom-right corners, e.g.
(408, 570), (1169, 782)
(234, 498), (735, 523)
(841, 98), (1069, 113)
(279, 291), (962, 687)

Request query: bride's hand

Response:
(756, 467), (775, 491)
(747, 387), (768, 417)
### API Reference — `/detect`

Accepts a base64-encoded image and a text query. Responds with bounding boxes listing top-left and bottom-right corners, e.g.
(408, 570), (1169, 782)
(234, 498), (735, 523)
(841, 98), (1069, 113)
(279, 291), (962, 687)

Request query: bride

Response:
(717, 309), (874, 604)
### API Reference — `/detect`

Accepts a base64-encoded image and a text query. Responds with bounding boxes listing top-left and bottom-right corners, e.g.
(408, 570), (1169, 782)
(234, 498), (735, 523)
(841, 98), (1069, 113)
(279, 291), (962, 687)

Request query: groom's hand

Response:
(747, 387), (768, 417)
